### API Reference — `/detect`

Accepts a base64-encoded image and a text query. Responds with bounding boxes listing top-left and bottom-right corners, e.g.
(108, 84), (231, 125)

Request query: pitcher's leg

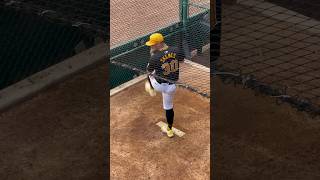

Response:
(165, 108), (174, 129)
(162, 92), (175, 129)
(149, 75), (163, 92)
(162, 92), (174, 110)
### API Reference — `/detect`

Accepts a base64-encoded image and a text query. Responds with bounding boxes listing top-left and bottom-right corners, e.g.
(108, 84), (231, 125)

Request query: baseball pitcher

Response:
(144, 33), (185, 138)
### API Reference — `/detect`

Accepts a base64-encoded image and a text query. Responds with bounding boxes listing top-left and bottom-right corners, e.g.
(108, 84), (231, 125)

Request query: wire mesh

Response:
(189, 0), (210, 16)
(184, 0), (210, 97)
(111, 51), (210, 97)
(110, 0), (180, 48)
(215, 0), (320, 116)
(189, 0), (210, 28)
(0, 1), (106, 90)
(110, 0), (210, 98)
(1, 0), (107, 38)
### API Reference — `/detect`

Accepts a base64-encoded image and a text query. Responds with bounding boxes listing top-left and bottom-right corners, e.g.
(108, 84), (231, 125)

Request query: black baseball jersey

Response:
(147, 46), (184, 83)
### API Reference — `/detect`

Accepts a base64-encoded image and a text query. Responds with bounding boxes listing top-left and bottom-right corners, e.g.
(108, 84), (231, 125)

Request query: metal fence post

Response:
(180, 0), (191, 59)
(182, 0), (189, 27)
(179, 0), (188, 24)
(179, 0), (183, 22)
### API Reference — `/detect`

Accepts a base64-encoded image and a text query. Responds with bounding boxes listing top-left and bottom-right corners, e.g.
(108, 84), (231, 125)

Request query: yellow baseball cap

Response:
(145, 33), (164, 46)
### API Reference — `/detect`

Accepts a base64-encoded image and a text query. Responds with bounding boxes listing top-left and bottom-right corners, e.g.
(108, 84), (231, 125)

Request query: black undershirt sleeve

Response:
(147, 56), (156, 73)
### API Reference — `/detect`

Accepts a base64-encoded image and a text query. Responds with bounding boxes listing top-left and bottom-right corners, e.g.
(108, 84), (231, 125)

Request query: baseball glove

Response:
(145, 79), (156, 97)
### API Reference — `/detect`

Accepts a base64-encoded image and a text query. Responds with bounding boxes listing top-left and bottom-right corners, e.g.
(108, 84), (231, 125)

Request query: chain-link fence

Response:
(0, 1), (107, 90)
(110, 0), (210, 98)
(214, 0), (320, 116)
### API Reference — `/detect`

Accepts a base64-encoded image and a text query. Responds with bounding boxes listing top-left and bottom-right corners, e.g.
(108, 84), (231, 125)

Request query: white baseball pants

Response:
(149, 75), (176, 110)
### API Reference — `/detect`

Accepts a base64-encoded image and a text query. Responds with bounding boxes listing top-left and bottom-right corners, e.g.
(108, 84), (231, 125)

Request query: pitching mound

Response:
(110, 81), (210, 179)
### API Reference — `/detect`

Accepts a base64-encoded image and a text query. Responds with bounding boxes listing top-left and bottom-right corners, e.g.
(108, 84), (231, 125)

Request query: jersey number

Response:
(161, 59), (179, 76)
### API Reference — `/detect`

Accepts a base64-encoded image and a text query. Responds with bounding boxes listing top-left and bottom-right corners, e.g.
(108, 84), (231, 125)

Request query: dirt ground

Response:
(0, 64), (107, 180)
(110, 82), (210, 179)
(213, 77), (320, 179)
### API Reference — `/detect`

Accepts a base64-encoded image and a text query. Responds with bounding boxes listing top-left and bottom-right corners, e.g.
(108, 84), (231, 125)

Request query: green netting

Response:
(0, 7), (81, 89)
(110, 0), (210, 97)
(0, 1), (107, 90)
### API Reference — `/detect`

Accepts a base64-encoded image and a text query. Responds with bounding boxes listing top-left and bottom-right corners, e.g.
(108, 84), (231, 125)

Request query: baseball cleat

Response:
(166, 127), (174, 138)
(160, 125), (174, 138)
(145, 80), (156, 97)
